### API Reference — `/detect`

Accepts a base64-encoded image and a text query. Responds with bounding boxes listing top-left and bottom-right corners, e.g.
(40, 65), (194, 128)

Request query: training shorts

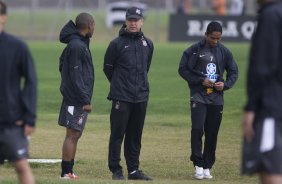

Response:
(58, 101), (88, 132)
(0, 126), (29, 164)
(242, 116), (282, 175)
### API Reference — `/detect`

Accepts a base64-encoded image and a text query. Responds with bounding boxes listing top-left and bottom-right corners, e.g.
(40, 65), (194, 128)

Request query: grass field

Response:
(0, 42), (259, 184)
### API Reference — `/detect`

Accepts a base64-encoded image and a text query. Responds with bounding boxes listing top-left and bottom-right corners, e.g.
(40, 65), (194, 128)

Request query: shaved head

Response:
(75, 13), (94, 30)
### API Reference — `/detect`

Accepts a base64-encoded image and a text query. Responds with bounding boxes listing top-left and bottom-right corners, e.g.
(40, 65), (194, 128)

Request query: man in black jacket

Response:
(179, 21), (238, 180)
(104, 7), (154, 181)
(242, 0), (282, 183)
(0, 1), (37, 184)
(58, 13), (94, 179)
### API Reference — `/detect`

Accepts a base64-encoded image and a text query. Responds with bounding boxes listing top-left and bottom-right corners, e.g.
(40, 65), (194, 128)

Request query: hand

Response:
(214, 82), (224, 91)
(242, 111), (255, 142)
(15, 120), (35, 137)
(202, 78), (214, 88)
(24, 124), (35, 137)
(83, 104), (92, 113)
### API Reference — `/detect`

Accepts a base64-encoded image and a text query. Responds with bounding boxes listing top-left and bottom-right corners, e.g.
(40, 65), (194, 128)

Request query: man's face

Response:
(86, 20), (95, 38)
(205, 31), (222, 48)
(125, 18), (144, 33)
(0, 14), (7, 28)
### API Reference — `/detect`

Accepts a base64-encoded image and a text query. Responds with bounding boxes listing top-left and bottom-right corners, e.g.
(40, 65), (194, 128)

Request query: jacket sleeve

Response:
(68, 45), (90, 105)
(244, 10), (280, 111)
(20, 43), (37, 127)
(178, 49), (206, 86)
(223, 49), (238, 90)
(104, 41), (118, 82)
(146, 38), (154, 72)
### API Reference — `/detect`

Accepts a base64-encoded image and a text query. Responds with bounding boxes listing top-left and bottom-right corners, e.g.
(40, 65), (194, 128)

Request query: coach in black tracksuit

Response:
(179, 21), (238, 179)
(104, 7), (153, 181)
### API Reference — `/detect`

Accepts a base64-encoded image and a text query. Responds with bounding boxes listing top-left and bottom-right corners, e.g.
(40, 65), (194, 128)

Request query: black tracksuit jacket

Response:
(244, 1), (282, 119)
(59, 20), (94, 106)
(0, 32), (37, 127)
(103, 25), (154, 103)
(179, 39), (238, 99)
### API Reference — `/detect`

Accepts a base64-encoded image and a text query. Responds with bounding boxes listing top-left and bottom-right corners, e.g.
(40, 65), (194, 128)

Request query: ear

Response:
(140, 18), (144, 26)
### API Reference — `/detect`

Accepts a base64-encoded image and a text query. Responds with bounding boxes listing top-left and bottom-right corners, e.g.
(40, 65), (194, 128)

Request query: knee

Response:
(191, 128), (203, 134)
(66, 131), (82, 142)
(14, 159), (30, 175)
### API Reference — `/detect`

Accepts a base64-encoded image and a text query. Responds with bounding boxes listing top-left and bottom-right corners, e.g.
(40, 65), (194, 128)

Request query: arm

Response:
(146, 38), (154, 72)
(242, 111), (255, 142)
(103, 41), (117, 82)
(20, 43), (37, 127)
(242, 10), (281, 141)
(244, 11), (280, 112)
(68, 46), (90, 105)
(223, 49), (238, 90)
(178, 50), (206, 86)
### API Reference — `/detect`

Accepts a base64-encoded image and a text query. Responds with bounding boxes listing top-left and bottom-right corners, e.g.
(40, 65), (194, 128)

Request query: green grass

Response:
(0, 42), (259, 183)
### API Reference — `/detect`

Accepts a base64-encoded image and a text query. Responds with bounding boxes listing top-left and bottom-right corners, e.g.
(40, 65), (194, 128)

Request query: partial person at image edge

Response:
(0, 1), (37, 184)
(242, 0), (282, 184)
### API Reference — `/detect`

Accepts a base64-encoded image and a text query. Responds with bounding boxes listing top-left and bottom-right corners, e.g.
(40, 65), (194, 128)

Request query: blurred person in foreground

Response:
(242, 0), (282, 184)
(179, 21), (238, 180)
(0, 1), (37, 184)
(58, 12), (94, 179)
(104, 7), (154, 181)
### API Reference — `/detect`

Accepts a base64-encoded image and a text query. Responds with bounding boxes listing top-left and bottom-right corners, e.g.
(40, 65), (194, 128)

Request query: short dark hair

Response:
(206, 21), (222, 34)
(75, 13), (94, 30)
(0, 1), (7, 15)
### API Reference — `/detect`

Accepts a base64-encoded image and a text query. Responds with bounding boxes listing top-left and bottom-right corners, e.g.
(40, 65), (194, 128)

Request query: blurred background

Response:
(3, 0), (258, 43)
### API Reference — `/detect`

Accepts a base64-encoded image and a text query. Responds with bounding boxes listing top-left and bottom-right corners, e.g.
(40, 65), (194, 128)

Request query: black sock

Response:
(71, 159), (74, 174)
(61, 160), (72, 177)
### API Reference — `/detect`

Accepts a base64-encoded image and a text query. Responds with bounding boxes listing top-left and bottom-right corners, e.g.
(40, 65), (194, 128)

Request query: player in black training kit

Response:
(179, 21), (238, 180)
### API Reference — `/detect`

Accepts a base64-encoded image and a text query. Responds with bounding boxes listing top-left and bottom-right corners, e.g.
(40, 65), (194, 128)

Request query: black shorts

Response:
(58, 101), (88, 132)
(0, 126), (29, 164)
(242, 116), (282, 175)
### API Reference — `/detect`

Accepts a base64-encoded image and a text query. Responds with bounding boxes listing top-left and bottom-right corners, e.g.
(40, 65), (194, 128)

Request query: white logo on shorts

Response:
(17, 148), (26, 155)
(78, 116), (83, 125)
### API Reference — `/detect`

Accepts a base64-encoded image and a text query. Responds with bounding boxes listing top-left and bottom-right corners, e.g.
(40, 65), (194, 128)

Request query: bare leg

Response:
(13, 159), (35, 184)
(62, 128), (82, 161)
(260, 172), (282, 184)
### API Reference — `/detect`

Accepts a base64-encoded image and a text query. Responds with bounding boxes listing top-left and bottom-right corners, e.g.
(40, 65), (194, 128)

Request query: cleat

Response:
(128, 170), (152, 180)
(60, 173), (78, 179)
(112, 170), (125, 180)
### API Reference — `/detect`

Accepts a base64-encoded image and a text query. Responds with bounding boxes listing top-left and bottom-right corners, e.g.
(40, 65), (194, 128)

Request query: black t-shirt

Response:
(191, 47), (223, 105)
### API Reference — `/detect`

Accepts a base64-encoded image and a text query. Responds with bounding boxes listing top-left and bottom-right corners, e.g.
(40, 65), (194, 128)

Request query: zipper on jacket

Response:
(134, 39), (138, 103)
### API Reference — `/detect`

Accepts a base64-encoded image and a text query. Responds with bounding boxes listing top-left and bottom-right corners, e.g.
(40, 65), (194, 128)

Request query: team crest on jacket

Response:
(142, 40), (147, 47)
(206, 63), (217, 83)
